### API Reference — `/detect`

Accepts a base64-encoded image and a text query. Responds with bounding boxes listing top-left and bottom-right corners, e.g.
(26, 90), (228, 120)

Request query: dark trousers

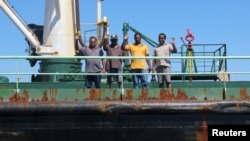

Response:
(85, 72), (101, 88)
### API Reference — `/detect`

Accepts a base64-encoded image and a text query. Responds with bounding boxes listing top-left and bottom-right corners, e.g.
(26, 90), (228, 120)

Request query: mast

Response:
(96, 0), (102, 42)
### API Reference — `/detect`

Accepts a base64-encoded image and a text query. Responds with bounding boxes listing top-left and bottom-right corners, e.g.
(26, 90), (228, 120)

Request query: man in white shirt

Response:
(153, 33), (177, 88)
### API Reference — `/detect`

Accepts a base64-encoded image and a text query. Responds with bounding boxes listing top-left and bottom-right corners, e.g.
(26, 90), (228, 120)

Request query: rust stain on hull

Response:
(9, 89), (29, 102)
(138, 89), (148, 100)
(123, 89), (133, 100)
(41, 90), (48, 102)
(159, 89), (174, 100)
(83, 89), (103, 101)
(229, 87), (249, 100)
(196, 120), (208, 141)
(3, 86), (250, 102)
(240, 88), (249, 100)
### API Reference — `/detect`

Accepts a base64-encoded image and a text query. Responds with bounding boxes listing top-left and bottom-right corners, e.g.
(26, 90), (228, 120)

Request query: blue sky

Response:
(0, 0), (250, 82)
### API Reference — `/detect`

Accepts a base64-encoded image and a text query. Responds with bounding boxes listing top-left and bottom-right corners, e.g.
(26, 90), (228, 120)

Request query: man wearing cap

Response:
(103, 25), (123, 88)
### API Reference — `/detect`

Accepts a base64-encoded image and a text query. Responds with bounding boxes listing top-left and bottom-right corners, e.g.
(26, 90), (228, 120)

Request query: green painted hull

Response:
(0, 81), (250, 141)
(0, 81), (249, 101)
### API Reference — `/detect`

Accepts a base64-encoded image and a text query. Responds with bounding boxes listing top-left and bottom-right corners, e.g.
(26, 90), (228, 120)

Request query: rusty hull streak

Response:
(240, 88), (249, 100)
(121, 88), (198, 101)
(138, 89), (148, 100)
(4, 87), (250, 103)
(49, 88), (57, 101)
(41, 89), (57, 102)
(111, 89), (118, 100)
(9, 89), (29, 102)
(159, 89), (174, 100)
(196, 120), (208, 141)
(161, 88), (197, 101)
(88, 88), (101, 100)
(0, 100), (250, 114)
(41, 90), (48, 102)
(123, 89), (133, 100)
(8, 89), (60, 103)
(103, 89), (119, 100)
(230, 95), (235, 100)
(229, 87), (249, 100)
(99, 102), (108, 112)
(236, 103), (241, 112)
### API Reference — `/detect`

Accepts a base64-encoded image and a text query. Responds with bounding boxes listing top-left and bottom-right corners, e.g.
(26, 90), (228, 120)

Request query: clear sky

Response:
(0, 0), (250, 82)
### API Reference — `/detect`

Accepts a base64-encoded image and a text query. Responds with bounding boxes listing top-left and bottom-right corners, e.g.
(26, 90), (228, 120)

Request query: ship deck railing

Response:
(0, 54), (249, 83)
(0, 43), (232, 82)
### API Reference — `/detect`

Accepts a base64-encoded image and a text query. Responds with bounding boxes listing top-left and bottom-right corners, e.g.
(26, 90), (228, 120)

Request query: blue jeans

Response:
(130, 69), (148, 89)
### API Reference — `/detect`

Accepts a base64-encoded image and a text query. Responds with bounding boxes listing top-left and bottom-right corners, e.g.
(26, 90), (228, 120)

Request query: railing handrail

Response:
(0, 56), (249, 59)
(0, 55), (243, 83)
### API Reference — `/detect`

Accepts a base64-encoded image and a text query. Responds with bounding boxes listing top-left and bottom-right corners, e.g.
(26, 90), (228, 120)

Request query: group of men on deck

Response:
(74, 23), (177, 89)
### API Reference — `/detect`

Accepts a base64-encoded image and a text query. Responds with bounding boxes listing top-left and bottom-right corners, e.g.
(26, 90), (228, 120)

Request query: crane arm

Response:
(0, 0), (40, 48)
(122, 22), (158, 47)
(0, 0), (53, 55)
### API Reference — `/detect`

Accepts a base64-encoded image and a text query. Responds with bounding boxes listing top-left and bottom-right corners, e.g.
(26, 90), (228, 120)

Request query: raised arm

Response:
(121, 34), (128, 51)
(75, 33), (86, 48)
(102, 24), (109, 51)
(170, 37), (177, 53)
(98, 22), (109, 48)
(74, 33), (87, 55)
